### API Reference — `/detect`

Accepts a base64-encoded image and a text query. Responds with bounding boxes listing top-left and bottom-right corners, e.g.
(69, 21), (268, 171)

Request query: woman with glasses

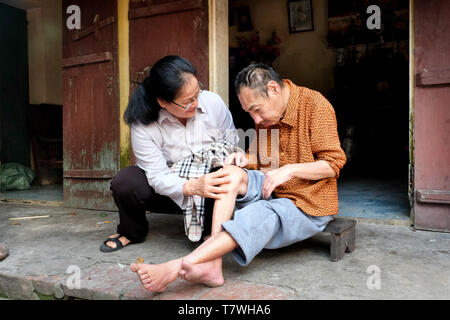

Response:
(100, 55), (249, 260)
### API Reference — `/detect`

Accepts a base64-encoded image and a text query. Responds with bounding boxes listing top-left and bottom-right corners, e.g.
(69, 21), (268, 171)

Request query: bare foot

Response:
(130, 259), (182, 292)
(106, 234), (130, 249)
(179, 259), (224, 287)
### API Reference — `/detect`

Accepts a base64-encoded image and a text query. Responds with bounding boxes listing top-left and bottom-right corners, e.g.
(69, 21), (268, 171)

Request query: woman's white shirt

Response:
(130, 90), (238, 209)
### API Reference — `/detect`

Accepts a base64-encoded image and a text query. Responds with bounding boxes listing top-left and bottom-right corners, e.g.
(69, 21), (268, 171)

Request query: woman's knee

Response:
(110, 166), (149, 197)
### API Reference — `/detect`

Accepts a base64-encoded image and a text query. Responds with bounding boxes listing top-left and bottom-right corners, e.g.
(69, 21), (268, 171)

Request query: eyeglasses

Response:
(170, 81), (205, 112)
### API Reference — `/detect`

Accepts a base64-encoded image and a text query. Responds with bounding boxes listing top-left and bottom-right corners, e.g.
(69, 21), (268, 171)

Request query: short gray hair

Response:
(234, 63), (284, 98)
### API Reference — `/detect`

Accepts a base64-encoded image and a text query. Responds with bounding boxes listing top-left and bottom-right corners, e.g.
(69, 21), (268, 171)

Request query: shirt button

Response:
(281, 152), (285, 157)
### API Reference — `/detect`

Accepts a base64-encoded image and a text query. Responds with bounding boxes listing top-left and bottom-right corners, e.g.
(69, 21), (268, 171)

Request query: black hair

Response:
(124, 55), (197, 125)
(234, 63), (284, 98)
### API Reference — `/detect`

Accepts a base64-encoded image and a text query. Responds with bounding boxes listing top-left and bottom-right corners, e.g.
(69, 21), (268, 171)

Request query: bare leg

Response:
(130, 166), (247, 292)
(184, 230), (238, 264)
(179, 165), (247, 286)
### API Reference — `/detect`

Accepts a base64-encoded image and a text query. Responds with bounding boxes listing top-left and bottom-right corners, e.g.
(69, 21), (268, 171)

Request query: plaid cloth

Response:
(170, 140), (244, 242)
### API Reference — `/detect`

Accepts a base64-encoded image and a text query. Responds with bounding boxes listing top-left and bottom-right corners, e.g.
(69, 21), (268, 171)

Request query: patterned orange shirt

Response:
(247, 79), (347, 216)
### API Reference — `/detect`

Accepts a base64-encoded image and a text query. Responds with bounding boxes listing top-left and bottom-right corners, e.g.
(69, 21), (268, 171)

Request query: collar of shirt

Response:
(157, 92), (208, 126)
(279, 79), (298, 128)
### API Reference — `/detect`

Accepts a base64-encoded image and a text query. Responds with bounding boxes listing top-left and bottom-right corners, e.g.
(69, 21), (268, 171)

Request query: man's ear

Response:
(267, 80), (281, 95)
(157, 97), (168, 110)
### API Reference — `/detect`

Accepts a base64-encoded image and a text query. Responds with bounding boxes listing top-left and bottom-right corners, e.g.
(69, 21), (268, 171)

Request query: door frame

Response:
(408, 0), (415, 224)
(213, 0), (417, 223)
(117, 0), (421, 225)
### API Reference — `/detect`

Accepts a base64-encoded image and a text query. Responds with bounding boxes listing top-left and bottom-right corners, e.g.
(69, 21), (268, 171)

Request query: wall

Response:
(230, 0), (337, 98)
(0, 3), (30, 166)
(27, 0), (62, 105)
(27, 8), (46, 104)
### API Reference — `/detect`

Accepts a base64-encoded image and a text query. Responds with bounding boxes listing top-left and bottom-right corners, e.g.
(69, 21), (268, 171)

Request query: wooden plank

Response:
(416, 68), (450, 86)
(129, 0), (202, 20)
(416, 189), (450, 204)
(72, 15), (115, 41)
(62, 52), (113, 68)
(64, 170), (116, 179)
(9, 215), (50, 221)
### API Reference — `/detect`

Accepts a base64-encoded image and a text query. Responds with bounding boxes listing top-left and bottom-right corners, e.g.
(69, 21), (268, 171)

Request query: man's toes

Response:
(140, 273), (150, 280)
(137, 271), (150, 282)
(139, 274), (151, 284)
(181, 259), (193, 272)
(130, 263), (139, 273)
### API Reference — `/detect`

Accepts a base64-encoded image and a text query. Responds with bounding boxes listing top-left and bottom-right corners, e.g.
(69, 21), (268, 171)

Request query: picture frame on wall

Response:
(288, 0), (314, 33)
(236, 6), (253, 32)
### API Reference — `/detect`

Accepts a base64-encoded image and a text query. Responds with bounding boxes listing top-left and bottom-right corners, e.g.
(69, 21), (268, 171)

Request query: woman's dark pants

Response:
(110, 166), (213, 243)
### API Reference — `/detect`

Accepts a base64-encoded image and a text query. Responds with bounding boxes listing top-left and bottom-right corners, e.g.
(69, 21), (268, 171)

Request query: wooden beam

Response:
(62, 52), (113, 68)
(416, 68), (450, 86)
(129, 0), (202, 20)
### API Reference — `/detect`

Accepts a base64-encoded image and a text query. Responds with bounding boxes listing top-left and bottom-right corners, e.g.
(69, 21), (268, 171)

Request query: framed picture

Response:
(236, 6), (253, 32)
(288, 0), (314, 33)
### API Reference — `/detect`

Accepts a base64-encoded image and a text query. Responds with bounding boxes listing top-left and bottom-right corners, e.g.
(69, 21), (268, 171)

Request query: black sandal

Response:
(100, 235), (126, 253)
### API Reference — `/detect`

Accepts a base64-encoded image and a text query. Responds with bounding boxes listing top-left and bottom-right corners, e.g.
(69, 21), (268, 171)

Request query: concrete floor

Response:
(0, 184), (63, 203)
(0, 202), (449, 300)
(338, 176), (410, 222)
(0, 176), (411, 223)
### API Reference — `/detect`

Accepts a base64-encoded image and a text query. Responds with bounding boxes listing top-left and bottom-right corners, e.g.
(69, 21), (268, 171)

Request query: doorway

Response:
(0, 0), (63, 205)
(227, 0), (411, 223)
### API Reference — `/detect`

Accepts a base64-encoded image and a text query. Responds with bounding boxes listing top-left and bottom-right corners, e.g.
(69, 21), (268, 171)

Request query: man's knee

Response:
(222, 165), (248, 195)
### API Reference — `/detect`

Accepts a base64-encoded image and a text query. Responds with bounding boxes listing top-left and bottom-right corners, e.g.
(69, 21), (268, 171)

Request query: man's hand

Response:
(183, 169), (232, 199)
(262, 165), (294, 199)
(224, 152), (249, 168)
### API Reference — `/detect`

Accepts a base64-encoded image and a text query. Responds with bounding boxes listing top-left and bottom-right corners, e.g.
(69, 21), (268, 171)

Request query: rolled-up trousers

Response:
(110, 166), (214, 243)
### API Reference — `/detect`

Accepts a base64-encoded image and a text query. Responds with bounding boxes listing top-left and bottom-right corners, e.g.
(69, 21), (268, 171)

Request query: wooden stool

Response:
(323, 218), (356, 262)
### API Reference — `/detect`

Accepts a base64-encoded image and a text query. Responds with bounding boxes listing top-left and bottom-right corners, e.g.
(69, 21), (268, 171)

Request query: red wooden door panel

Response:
(129, 0), (209, 88)
(62, 0), (120, 210)
(128, 0), (209, 165)
(414, 0), (450, 231)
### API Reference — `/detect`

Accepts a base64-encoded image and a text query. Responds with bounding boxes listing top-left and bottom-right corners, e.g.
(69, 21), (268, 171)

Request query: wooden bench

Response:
(322, 218), (356, 262)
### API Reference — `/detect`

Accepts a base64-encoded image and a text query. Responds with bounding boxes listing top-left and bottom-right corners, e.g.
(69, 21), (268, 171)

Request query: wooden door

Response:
(129, 0), (209, 86)
(413, 0), (450, 231)
(128, 0), (209, 164)
(62, 0), (120, 210)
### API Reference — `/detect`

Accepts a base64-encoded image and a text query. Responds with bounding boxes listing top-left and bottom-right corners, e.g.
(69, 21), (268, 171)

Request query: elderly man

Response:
(130, 63), (346, 292)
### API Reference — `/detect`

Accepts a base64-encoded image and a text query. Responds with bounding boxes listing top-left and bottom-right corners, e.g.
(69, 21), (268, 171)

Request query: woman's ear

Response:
(157, 97), (168, 110)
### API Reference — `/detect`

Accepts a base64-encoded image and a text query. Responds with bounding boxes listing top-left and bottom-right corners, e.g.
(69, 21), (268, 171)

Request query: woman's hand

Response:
(224, 152), (249, 168)
(183, 168), (232, 199)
